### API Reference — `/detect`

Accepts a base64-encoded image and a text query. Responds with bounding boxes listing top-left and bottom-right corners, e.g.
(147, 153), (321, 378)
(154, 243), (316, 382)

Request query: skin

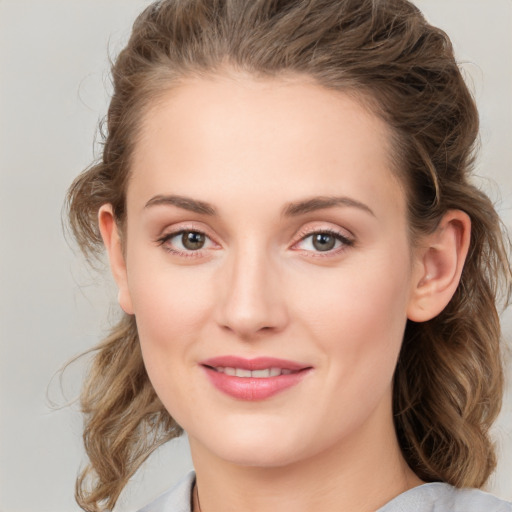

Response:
(100, 73), (470, 512)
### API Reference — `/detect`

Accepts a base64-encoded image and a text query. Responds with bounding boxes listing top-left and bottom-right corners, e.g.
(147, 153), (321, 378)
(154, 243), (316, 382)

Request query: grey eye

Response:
(312, 233), (337, 251)
(295, 230), (351, 253)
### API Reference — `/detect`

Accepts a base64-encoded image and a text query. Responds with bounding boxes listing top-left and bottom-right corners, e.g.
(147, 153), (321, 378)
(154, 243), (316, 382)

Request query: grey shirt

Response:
(138, 471), (512, 512)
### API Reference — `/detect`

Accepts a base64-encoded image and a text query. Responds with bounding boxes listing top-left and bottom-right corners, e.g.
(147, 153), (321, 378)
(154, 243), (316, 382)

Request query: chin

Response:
(215, 442), (301, 468)
(189, 419), (308, 468)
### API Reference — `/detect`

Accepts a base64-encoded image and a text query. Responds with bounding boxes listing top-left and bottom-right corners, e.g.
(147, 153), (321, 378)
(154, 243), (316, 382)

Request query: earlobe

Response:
(98, 204), (134, 315)
(407, 210), (471, 322)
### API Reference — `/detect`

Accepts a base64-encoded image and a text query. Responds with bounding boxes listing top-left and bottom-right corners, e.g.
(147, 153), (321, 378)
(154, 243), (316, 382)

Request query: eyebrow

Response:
(282, 196), (375, 217)
(144, 194), (374, 217)
(144, 194), (217, 215)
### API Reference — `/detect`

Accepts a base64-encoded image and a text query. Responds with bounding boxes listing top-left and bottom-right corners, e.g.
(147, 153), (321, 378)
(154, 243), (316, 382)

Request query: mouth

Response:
(206, 366), (297, 378)
(199, 356), (312, 401)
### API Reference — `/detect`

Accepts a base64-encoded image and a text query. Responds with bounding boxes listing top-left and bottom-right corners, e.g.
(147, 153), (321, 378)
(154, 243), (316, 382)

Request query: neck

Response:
(189, 396), (423, 512)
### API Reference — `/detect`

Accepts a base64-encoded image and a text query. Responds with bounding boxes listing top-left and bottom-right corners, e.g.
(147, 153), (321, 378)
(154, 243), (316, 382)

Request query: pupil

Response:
(182, 231), (205, 250)
(313, 233), (335, 251)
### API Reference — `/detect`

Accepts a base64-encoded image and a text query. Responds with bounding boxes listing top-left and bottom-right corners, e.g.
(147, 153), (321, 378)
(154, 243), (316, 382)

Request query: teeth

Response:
(252, 369), (271, 378)
(214, 366), (293, 378)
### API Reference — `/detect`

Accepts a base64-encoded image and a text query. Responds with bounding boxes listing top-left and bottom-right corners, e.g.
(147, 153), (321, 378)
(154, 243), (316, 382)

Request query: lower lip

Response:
(202, 366), (311, 401)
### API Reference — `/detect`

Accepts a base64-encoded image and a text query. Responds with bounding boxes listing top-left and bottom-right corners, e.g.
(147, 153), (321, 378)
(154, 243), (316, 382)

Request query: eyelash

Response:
(292, 228), (354, 257)
(156, 226), (354, 259)
(156, 227), (217, 259)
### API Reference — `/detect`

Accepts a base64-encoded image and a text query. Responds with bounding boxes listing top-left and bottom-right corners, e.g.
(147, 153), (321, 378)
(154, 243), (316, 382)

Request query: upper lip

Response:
(200, 356), (311, 371)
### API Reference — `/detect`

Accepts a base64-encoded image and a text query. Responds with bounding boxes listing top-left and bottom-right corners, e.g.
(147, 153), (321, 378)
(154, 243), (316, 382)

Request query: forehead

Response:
(128, 74), (405, 218)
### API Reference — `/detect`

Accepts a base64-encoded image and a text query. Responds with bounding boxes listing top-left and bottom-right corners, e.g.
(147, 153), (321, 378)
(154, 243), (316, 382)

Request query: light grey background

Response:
(0, 1), (511, 511)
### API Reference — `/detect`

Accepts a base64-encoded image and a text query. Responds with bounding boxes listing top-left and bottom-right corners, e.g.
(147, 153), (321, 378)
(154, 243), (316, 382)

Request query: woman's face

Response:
(115, 75), (424, 468)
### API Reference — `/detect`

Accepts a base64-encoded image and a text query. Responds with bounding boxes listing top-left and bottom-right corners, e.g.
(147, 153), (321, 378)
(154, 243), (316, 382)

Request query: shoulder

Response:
(137, 471), (195, 512)
(135, 475), (511, 512)
(378, 482), (512, 512)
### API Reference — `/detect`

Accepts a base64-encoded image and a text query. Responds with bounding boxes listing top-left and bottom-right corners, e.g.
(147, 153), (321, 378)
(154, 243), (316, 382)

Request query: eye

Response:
(294, 230), (353, 254)
(179, 230), (207, 250)
(157, 229), (216, 255)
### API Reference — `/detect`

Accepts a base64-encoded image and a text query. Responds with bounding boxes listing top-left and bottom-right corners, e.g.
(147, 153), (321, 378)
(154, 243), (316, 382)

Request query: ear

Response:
(407, 210), (471, 322)
(98, 204), (134, 315)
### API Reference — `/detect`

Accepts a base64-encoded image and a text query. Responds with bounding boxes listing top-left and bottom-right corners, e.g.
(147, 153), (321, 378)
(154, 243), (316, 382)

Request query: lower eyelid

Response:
(156, 228), (352, 257)
(157, 229), (219, 257)
(295, 231), (353, 247)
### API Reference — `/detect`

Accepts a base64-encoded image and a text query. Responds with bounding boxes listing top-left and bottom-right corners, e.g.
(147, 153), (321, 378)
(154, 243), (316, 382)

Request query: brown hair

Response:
(67, 0), (511, 510)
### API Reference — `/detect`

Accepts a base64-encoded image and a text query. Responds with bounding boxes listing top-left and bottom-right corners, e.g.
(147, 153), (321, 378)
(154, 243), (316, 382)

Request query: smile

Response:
(210, 367), (295, 378)
(200, 356), (312, 401)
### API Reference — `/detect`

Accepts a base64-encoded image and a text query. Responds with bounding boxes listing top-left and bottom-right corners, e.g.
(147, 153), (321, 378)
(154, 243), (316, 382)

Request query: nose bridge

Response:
(216, 237), (287, 337)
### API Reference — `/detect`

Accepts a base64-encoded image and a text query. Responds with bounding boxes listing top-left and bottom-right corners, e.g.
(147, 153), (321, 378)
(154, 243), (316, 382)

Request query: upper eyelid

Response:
(157, 225), (353, 241)
(155, 222), (354, 248)
(156, 229), (218, 258)
(157, 226), (355, 257)
(293, 224), (354, 242)
(299, 230), (352, 242)
(157, 229), (217, 248)
(292, 231), (354, 250)
(156, 222), (217, 240)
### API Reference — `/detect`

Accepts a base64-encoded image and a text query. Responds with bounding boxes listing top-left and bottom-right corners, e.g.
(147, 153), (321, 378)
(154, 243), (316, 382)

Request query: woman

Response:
(67, 0), (512, 511)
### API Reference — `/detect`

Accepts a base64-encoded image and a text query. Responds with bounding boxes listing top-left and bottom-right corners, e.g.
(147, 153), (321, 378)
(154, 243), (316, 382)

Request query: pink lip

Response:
(200, 356), (312, 401)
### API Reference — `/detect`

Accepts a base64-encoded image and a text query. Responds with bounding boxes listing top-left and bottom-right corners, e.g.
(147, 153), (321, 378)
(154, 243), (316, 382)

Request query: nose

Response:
(215, 245), (289, 339)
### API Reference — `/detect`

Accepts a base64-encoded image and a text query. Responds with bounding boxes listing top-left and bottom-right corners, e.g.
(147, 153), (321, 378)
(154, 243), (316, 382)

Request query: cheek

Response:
(125, 250), (217, 381)
(292, 248), (412, 382)
(127, 263), (216, 424)
(297, 250), (410, 332)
